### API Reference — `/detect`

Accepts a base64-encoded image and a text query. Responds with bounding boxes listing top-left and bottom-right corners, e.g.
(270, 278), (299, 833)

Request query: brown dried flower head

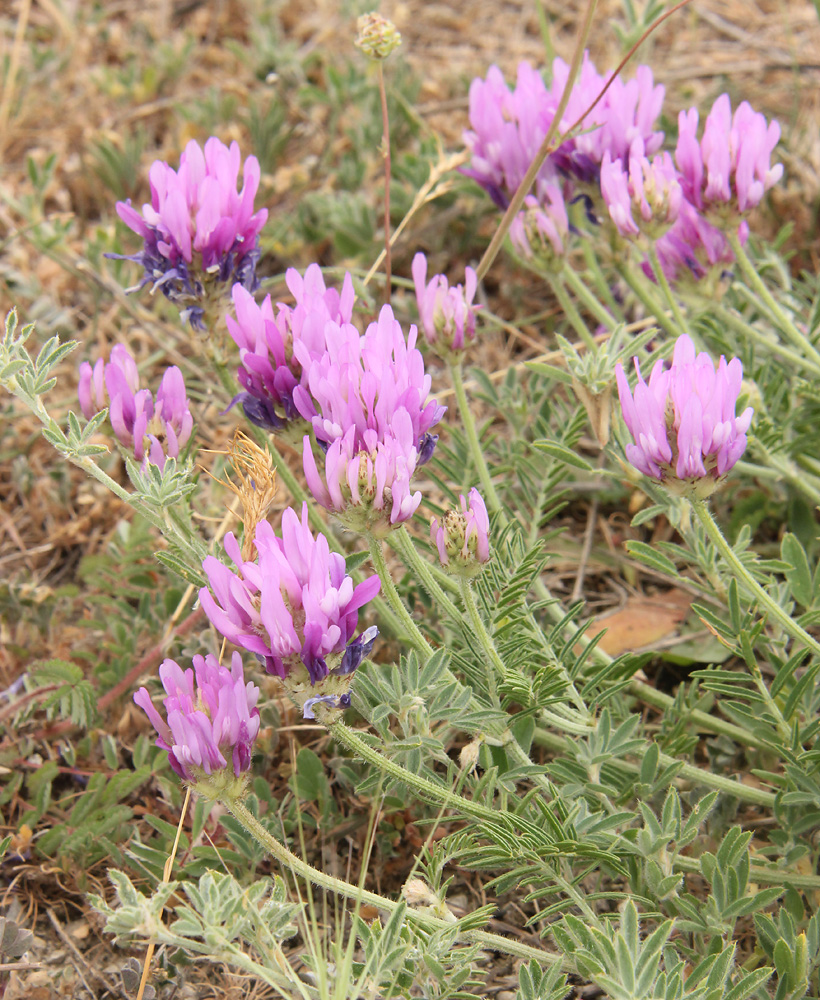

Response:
(220, 431), (278, 559)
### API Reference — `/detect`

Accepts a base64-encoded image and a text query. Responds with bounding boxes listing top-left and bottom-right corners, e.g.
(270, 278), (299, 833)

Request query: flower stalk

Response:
(366, 531), (434, 659)
(448, 362), (502, 512)
(690, 497), (820, 664)
(221, 793), (565, 968)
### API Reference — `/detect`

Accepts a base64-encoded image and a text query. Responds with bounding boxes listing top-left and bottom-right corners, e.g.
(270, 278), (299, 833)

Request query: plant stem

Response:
(448, 361), (502, 512)
(377, 61), (392, 307)
(531, 725), (776, 808)
(325, 716), (508, 824)
(690, 496), (820, 668)
(459, 577), (502, 708)
(581, 240), (623, 318)
(367, 531), (433, 659)
(546, 271), (598, 349)
(532, 575), (772, 750)
(672, 853), (820, 892)
(223, 796), (564, 967)
(728, 231), (820, 371)
(618, 264), (683, 339)
(391, 525), (461, 620)
(711, 300), (820, 379)
(560, 263), (619, 332)
(646, 242), (688, 334)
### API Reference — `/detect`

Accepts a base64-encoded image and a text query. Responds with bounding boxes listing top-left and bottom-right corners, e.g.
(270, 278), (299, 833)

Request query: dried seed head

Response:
(355, 13), (401, 60)
(221, 431), (277, 559)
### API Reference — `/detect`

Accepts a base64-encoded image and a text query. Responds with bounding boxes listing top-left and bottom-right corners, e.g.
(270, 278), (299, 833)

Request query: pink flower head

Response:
(200, 505), (380, 711)
(649, 198), (747, 285)
(78, 345), (193, 470)
(462, 62), (559, 208)
(510, 182), (570, 262)
(430, 488), (491, 577)
(226, 265), (355, 432)
(600, 141), (682, 239)
(675, 94), (783, 220)
(133, 651), (260, 783)
(296, 305), (444, 533)
(616, 334), (753, 494)
(411, 253), (480, 354)
(296, 304), (445, 457)
(463, 55), (665, 206)
(303, 422), (424, 534)
(112, 137), (268, 328)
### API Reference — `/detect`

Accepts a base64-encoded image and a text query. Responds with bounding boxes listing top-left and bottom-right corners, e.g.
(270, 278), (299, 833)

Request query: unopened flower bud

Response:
(430, 488), (490, 577)
(355, 13), (401, 60)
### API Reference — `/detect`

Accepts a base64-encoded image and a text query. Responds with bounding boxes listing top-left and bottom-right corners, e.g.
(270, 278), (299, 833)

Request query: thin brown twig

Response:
(377, 61), (392, 307)
(48, 908), (128, 999)
(0, 685), (59, 725)
(136, 786), (191, 1000)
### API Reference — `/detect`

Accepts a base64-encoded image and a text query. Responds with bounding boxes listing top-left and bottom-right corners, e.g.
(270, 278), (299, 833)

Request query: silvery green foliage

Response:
(0, 309), (77, 404)
(553, 901), (772, 1000)
(756, 903), (820, 1000)
(516, 959), (571, 1000)
(349, 903), (484, 1000)
(124, 454), (208, 585)
(125, 454), (198, 509)
(91, 869), (300, 959)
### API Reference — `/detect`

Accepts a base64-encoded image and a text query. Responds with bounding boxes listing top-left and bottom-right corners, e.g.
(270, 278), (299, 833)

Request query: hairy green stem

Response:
(392, 525), (461, 620)
(326, 716), (508, 824)
(367, 531), (433, 658)
(449, 361), (502, 512)
(223, 796), (564, 968)
(582, 240), (624, 318)
(560, 263), (619, 332)
(531, 725), (776, 808)
(711, 301), (820, 379)
(459, 577), (502, 708)
(690, 496), (820, 670)
(646, 242), (688, 333)
(728, 231), (820, 371)
(618, 264), (683, 339)
(376, 60), (392, 307)
(547, 271), (598, 349)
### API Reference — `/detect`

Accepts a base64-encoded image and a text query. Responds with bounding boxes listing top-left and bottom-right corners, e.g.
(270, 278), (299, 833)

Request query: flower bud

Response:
(355, 13), (401, 60)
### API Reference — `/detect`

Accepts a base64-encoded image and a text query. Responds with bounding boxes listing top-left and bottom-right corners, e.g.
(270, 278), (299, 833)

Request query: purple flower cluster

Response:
(464, 57), (782, 284)
(113, 138), (268, 328)
(297, 304), (446, 533)
(676, 95), (783, 217)
(78, 345), (193, 470)
(412, 254), (480, 356)
(463, 54), (664, 205)
(430, 488), (491, 577)
(134, 652), (260, 784)
(200, 504), (380, 715)
(600, 142), (682, 240)
(227, 265), (355, 433)
(509, 182), (571, 263)
(616, 334), (753, 494)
